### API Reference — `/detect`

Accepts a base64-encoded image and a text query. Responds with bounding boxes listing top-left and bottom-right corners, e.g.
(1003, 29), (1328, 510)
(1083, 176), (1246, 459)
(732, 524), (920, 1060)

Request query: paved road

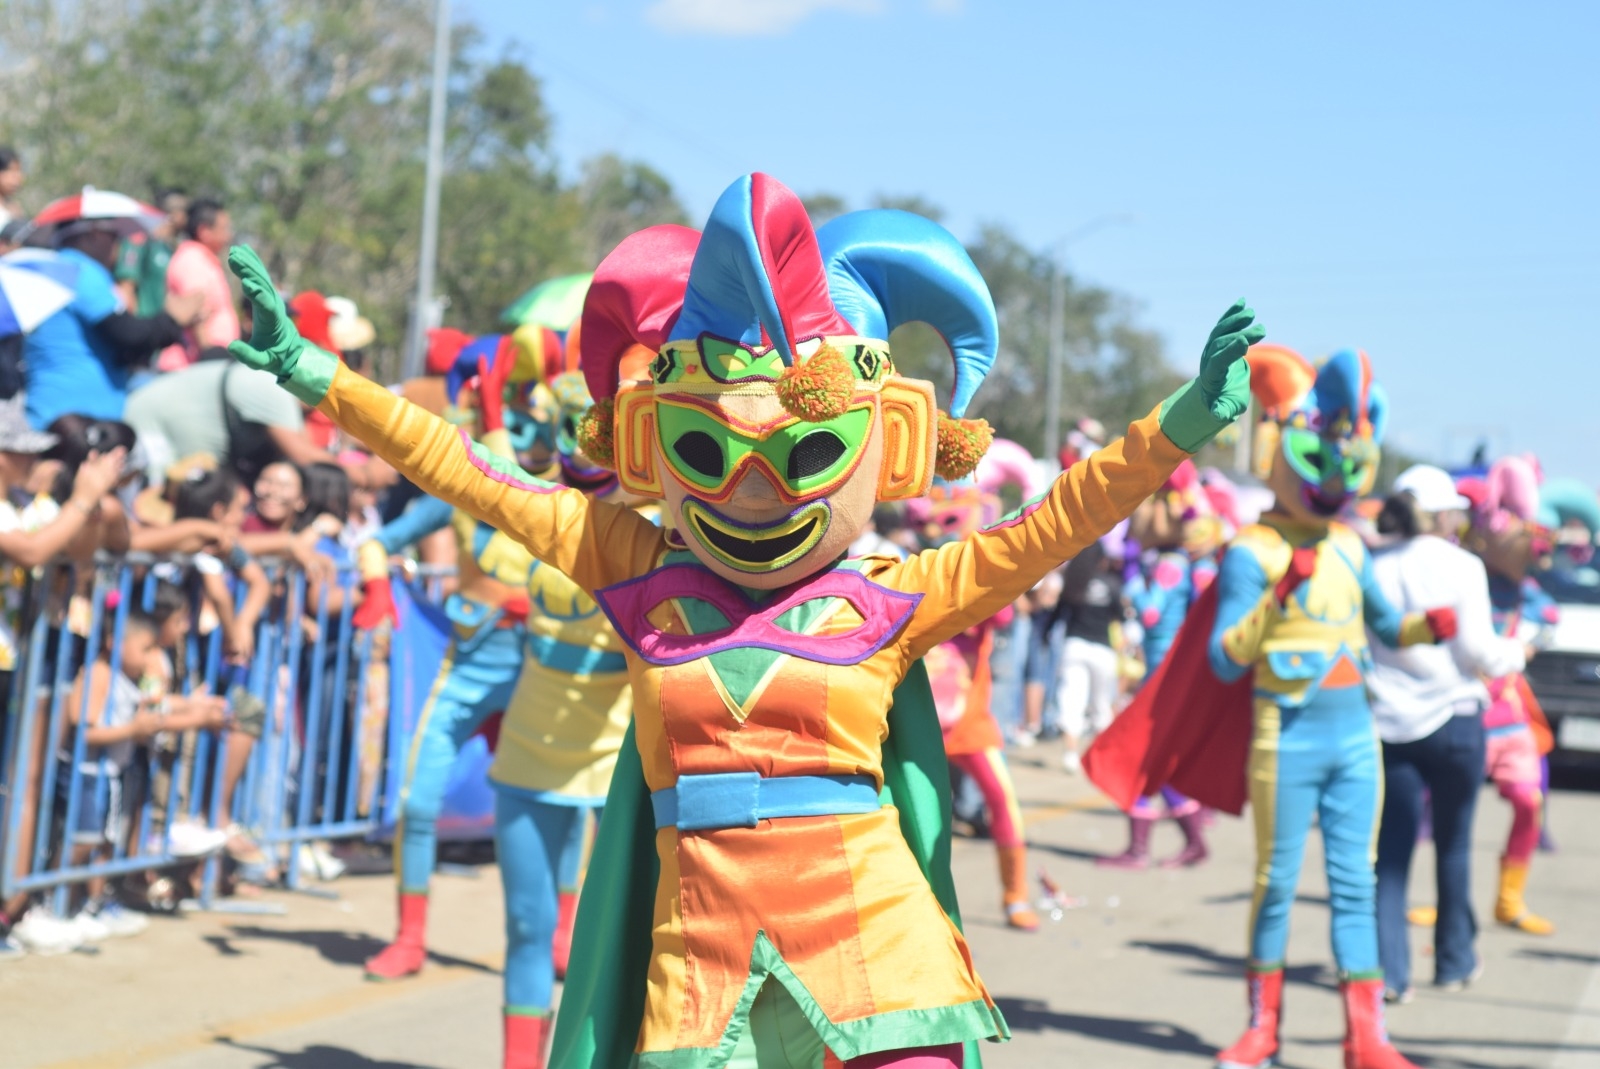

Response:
(7, 742), (1596, 1068)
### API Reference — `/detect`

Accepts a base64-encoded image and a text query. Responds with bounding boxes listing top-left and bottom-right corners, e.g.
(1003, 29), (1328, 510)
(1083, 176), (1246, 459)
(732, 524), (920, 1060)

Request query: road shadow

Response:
(212, 1039), (437, 1068)
(212, 925), (496, 974)
(1296, 1032), (1600, 1069)
(1130, 940), (1332, 989)
(993, 995), (1217, 1058)
(1515, 946), (1600, 966)
(1027, 840), (1113, 863)
(1202, 889), (1332, 908)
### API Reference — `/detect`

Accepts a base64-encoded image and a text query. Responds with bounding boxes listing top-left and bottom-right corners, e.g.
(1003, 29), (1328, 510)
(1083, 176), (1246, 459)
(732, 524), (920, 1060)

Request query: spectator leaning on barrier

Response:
(158, 196), (239, 371)
(23, 218), (203, 429)
(123, 353), (395, 490)
(56, 607), (228, 939)
(114, 189), (189, 318)
(170, 466), (271, 845)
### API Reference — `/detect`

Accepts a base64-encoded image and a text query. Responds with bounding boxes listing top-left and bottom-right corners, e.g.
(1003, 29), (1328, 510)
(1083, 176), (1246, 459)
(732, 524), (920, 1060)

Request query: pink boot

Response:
(1097, 816), (1153, 869)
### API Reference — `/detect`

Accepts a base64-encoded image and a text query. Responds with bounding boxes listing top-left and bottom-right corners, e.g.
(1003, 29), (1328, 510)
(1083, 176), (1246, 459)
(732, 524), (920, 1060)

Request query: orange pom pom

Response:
(776, 344), (854, 422)
(934, 412), (993, 481)
(576, 398), (617, 470)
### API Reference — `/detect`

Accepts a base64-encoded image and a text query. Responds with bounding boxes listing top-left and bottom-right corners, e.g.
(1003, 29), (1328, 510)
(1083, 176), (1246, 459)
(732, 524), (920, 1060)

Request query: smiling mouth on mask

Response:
(682, 499), (830, 572)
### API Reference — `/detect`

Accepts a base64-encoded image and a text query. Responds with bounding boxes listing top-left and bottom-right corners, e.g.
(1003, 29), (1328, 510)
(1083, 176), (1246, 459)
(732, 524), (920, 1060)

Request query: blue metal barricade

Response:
(0, 553), (439, 910)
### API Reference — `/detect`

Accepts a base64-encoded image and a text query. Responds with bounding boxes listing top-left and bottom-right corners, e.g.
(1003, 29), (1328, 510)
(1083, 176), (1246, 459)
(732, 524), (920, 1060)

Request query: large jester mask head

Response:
(576, 173), (998, 588)
(1245, 344), (1387, 527)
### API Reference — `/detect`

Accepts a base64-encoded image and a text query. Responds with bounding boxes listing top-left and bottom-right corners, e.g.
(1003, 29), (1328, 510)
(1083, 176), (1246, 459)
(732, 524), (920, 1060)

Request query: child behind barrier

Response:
(58, 608), (225, 937)
(170, 469), (273, 870)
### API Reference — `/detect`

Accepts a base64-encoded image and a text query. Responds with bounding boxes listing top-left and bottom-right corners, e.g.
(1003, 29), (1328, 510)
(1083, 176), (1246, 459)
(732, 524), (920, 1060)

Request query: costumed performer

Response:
(1462, 455), (1558, 935)
(356, 330), (561, 981)
(489, 342), (659, 1068)
(223, 171), (1263, 1069)
(1098, 458), (1216, 869)
(910, 439), (1045, 932)
(1086, 344), (1459, 1069)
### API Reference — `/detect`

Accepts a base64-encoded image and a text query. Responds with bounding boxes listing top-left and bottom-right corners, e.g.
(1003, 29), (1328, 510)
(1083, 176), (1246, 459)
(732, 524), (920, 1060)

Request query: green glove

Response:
(1157, 299), (1265, 453)
(226, 245), (338, 407)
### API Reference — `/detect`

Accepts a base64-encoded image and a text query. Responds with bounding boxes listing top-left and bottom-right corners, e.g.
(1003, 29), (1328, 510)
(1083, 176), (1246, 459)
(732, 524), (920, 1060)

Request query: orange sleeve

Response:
(884, 408), (1185, 659)
(318, 364), (663, 592)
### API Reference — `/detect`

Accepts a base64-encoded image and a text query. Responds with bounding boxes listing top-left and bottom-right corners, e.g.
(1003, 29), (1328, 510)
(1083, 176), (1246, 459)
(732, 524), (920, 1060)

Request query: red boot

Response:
(552, 891), (579, 980)
(1097, 815), (1153, 869)
(1215, 967), (1282, 1069)
(1341, 978), (1418, 1069)
(504, 1011), (550, 1069)
(365, 892), (428, 980)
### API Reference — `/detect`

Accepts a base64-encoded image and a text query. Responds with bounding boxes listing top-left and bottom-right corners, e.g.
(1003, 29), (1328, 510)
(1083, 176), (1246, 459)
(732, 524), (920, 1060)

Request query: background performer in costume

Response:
(1463, 455), (1559, 936)
(912, 441), (1044, 932)
(488, 348), (655, 1069)
(223, 171), (1261, 1069)
(1203, 345), (1455, 1069)
(1099, 459), (1215, 869)
(355, 331), (557, 982)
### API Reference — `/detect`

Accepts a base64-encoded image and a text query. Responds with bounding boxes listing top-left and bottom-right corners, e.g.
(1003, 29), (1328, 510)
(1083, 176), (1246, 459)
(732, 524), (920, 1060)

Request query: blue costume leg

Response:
(1316, 687), (1382, 978)
(1247, 697), (1325, 968)
(556, 805), (590, 893)
(396, 629), (524, 892)
(496, 790), (598, 1014)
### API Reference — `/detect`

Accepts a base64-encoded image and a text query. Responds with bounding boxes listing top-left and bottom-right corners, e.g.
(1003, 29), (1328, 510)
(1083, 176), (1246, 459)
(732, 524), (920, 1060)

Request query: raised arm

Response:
(889, 299), (1264, 657)
(226, 247), (662, 592)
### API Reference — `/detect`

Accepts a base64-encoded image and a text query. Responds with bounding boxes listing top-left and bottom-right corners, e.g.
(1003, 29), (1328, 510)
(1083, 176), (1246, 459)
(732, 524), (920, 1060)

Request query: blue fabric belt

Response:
(527, 634), (628, 676)
(651, 772), (880, 832)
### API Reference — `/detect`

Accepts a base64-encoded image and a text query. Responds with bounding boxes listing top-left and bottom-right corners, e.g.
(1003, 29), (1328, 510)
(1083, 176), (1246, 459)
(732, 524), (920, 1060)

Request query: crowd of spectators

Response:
(0, 149), (461, 959)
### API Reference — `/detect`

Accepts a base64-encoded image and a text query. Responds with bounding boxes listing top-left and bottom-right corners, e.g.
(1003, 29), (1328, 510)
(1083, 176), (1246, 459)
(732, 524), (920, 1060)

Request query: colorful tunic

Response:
(319, 364), (1187, 1063)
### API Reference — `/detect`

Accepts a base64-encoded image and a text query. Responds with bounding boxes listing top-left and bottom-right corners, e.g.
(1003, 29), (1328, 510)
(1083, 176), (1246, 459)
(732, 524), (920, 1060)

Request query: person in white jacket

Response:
(1367, 466), (1528, 1003)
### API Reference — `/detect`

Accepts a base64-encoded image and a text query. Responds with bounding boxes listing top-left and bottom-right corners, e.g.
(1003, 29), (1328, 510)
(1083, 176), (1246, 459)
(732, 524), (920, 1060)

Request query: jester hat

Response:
(575, 173), (999, 585)
(1244, 344), (1387, 507)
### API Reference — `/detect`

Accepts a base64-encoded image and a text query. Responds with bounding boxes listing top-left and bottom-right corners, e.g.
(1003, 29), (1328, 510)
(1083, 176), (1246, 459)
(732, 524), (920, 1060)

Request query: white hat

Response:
(1393, 464), (1470, 513)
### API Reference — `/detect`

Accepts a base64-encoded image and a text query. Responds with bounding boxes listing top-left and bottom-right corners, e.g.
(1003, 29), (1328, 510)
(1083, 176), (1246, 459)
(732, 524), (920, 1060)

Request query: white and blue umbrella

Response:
(0, 248), (79, 336)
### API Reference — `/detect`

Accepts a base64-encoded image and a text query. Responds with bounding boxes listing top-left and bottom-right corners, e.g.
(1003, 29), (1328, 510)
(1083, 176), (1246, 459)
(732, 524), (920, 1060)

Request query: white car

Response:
(1525, 563), (1600, 765)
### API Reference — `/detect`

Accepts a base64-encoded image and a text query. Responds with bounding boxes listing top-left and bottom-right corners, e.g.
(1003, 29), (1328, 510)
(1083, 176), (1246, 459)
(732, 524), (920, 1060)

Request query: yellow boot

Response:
(1407, 905), (1437, 927)
(1494, 859), (1554, 935)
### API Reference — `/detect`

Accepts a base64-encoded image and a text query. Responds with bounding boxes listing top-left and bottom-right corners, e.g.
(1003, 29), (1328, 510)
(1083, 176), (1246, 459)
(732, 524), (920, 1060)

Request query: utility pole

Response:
(1044, 267), (1065, 464)
(1041, 214), (1135, 466)
(402, 0), (450, 382)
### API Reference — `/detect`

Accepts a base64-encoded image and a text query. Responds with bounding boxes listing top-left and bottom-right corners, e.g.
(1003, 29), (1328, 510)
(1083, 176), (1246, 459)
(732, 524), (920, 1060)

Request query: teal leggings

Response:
(1248, 684), (1382, 976)
(495, 788), (596, 1013)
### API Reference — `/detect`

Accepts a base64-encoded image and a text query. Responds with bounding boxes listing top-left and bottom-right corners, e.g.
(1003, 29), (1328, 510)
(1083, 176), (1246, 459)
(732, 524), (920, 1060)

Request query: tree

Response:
(0, 0), (684, 382)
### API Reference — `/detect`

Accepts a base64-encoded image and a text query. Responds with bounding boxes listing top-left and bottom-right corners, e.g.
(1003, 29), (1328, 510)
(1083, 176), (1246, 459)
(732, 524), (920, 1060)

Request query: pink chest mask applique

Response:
(595, 564), (921, 667)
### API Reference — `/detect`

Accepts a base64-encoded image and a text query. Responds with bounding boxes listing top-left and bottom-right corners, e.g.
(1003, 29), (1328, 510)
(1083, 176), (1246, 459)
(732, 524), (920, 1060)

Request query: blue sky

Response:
(467, 0), (1599, 481)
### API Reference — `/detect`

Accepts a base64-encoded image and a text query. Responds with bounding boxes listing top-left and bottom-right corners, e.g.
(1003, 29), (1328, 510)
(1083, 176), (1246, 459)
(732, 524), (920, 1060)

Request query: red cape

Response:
(1084, 583), (1256, 815)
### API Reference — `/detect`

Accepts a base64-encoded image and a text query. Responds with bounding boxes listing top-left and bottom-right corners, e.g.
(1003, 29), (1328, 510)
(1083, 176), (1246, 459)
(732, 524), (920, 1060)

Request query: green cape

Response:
(549, 659), (988, 1068)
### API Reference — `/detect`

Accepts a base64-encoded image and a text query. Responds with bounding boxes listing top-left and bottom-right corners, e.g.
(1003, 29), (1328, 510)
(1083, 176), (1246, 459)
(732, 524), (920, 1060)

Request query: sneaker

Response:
(72, 909), (111, 943)
(11, 908), (85, 955)
(0, 934), (25, 961)
(1384, 986), (1414, 1005)
(1011, 728), (1039, 749)
(1061, 749), (1083, 775)
(1436, 956), (1485, 992)
(90, 901), (149, 938)
(298, 842), (347, 882)
(162, 820), (229, 858)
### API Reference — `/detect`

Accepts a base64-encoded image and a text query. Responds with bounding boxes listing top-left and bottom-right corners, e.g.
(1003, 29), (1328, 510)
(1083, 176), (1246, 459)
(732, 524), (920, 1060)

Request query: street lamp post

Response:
(1041, 214), (1134, 466)
(402, 0), (451, 382)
